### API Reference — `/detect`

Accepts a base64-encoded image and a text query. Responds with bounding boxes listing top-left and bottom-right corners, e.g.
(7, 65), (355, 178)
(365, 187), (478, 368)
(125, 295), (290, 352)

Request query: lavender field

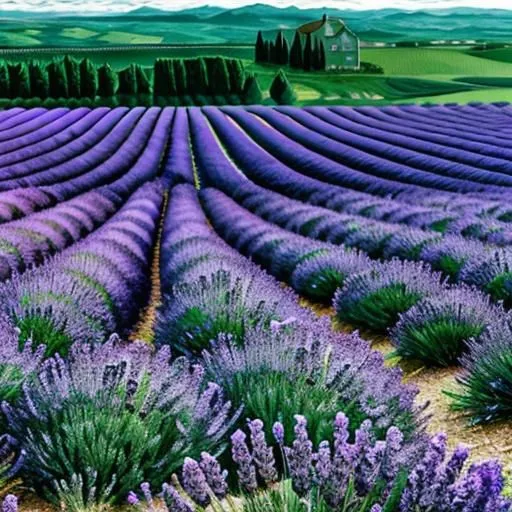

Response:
(0, 104), (511, 510)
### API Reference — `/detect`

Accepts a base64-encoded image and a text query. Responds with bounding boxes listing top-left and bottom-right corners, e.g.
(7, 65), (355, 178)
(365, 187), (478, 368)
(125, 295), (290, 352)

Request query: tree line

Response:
(0, 55), (264, 104)
(255, 30), (326, 71)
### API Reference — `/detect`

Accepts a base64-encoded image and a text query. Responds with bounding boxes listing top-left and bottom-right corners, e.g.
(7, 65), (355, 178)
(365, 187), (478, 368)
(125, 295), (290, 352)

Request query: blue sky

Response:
(1, 0), (510, 12)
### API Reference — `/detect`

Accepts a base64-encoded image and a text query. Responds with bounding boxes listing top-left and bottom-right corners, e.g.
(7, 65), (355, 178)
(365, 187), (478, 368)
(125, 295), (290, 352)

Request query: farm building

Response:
(298, 15), (360, 70)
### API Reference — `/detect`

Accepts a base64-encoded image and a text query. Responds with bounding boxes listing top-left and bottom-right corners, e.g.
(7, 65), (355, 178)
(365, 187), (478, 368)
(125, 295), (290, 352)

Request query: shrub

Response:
(242, 74), (263, 105)
(3, 336), (236, 507)
(269, 69), (296, 105)
(155, 267), (305, 357)
(334, 260), (445, 333)
(459, 249), (512, 307)
(448, 322), (512, 424)
(203, 318), (422, 449)
(291, 250), (370, 303)
(390, 286), (501, 366)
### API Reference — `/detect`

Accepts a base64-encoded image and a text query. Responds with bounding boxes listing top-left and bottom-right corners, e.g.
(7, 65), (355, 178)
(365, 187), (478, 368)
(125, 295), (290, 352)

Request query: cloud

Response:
(1, 0), (511, 12)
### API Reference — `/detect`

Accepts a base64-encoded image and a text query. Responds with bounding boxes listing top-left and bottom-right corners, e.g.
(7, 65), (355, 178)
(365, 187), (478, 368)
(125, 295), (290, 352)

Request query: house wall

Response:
(322, 31), (360, 70)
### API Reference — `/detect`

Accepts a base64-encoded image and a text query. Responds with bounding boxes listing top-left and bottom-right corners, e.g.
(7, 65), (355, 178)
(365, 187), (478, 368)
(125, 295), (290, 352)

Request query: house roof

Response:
(298, 16), (358, 40)
(298, 16), (344, 36)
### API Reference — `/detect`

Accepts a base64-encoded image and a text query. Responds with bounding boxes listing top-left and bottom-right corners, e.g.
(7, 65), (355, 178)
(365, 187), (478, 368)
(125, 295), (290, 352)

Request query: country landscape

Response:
(0, 0), (511, 511)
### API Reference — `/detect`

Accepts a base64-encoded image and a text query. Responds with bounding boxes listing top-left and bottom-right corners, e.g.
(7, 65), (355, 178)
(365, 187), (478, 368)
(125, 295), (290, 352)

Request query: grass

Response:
(96, 31), (163, 45)
(60, 28), (99, 40)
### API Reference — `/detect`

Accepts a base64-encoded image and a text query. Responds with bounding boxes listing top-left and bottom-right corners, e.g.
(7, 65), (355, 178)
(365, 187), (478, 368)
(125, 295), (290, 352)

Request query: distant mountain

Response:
(1, 3), (512, 46)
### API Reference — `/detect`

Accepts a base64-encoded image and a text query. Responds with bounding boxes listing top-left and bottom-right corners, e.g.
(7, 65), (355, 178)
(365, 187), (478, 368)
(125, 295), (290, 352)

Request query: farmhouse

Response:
(298, 15), (360, 70)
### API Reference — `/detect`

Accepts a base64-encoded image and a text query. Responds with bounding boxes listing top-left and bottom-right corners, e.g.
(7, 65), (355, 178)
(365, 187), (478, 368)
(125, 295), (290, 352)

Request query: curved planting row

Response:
(192, 107), (512, 239)
(0, 108), (109, 168)
(0, 179), (164, 357)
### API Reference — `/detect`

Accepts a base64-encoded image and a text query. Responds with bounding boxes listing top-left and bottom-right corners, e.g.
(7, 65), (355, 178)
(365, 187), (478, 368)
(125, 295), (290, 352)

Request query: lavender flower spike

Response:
(1, 495), (17, 512)
(248, 418), (278, 484)
(231, 429), (258, 493)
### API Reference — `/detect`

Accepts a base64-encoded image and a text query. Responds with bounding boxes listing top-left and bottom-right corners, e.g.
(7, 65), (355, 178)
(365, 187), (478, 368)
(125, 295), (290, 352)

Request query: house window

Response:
(331, 44), (338, 51)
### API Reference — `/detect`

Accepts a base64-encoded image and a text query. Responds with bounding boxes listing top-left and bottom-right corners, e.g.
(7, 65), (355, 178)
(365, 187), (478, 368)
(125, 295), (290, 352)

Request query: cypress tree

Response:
(117, 64), (137, 96)
(242, 73), (263, 104)
(303, 33), (313, 71)
(8, 62), (30, 99)
(319, 41), (326, 70)
(0, 61), (9, 99)
(227, 59), (245, 94)
(47, 59), (68, 98)
(255, 30), (265, 63)
(210, 57), (230, 95)
(28, 61), (48, 99)
(269, 69), (296, 105)
(269, 42), (276, 65)
(263, 41), (270, 63)
(173, 59), (187, 96)
(313, 38), (321, 70)
(290, 31), (303, 69)
(154, 59), (176, 97)
(63, 55), (80, 98)
(274, 31), (283, 65)
(282, 36), (290, 66)
(97, 63), (116, 97)
(185, 58), (208, 95)
(79, 58), (97, 99)
(135, 64), (151, 95)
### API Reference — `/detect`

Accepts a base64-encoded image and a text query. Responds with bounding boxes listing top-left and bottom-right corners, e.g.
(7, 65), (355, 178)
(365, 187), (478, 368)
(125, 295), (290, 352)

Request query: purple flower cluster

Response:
(2, 335), (237, 504)
(129, 414), (511, 511)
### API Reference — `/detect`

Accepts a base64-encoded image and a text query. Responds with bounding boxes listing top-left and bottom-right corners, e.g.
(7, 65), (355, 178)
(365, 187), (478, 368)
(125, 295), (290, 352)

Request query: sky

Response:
(1, 0), (511, 12)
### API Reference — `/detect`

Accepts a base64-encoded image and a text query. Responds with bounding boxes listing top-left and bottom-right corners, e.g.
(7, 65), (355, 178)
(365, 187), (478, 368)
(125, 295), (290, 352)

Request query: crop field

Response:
(0, 104), (511, 510)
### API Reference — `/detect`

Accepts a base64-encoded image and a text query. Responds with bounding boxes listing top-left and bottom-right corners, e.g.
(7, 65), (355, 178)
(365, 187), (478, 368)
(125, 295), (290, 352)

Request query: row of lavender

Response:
(181, 106), (512, 427)
(137, 183), (508, 511)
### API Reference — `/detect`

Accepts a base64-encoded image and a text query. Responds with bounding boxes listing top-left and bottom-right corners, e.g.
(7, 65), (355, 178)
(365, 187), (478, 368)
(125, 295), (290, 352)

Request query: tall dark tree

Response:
(135, 65), (151, 95)
(269, 69), (296, 105)
(319, 41), (326, 70)
(289, 31), (303, 69)
(79, 58), (97, 99)
(303, 33), (313, 71)
(274, 31), (283, 65)
(97, 63), (116, 97)
(185, 58), (208, 95)
(0, 61), (9, 99)
(63, 55), (80, 98)
(263, 41), (270, 63)
(154, 59), (176, 97)
(282, 36), (290, 66)
(313, 38), (321, 70)
(269, 42), (277, 65)
(210, 57), (230, 95)
(227, 59), (245, 94)
(117, 64), (137, 96)
(47, 59), (68, 98)
(255, 30), (265, 63)
(173, 59), (187, 96)
(8, 62), (30, 99)
(28, 61), (48, 99)
(242, 73), (263, 105)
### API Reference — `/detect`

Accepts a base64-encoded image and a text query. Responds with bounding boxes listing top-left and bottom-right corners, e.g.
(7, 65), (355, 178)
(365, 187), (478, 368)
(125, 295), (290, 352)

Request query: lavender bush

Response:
(334, 260), (446, 333)
(2, 336), (237, 507)
(156, 266), (307, 357)
(203, 318), (423, 449)
(390, 286), (502, 366)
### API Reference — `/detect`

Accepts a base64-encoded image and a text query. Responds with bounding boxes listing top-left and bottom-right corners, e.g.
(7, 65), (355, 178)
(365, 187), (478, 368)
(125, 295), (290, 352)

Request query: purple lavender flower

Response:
(284, 415), (313, 496)
(247, 419), (278, 484)
(181, 458), (210, 506)
(231, 429), (258, 493)
(199, 452), (228, 499)
(1, 495), (17, 512)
